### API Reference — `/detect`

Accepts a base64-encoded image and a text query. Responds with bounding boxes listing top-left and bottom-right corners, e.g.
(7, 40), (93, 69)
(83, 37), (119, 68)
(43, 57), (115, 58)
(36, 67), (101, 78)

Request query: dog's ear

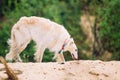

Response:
(70, 38), (73, 41)
(68, 38), (74, 45)
(64, 38), (69, 45)
(64, 38), (74, 46)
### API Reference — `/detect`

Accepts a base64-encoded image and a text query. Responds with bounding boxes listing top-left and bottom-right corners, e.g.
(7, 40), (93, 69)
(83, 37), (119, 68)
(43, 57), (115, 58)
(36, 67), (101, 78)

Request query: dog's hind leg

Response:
(6, 38), (31, 62)
(16, 38), (31, 62)
(6, 27), (31, 62)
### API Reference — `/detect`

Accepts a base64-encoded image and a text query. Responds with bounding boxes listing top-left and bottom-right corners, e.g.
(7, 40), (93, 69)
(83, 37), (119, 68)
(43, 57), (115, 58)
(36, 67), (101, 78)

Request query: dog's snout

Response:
(71, 53), (78, 60)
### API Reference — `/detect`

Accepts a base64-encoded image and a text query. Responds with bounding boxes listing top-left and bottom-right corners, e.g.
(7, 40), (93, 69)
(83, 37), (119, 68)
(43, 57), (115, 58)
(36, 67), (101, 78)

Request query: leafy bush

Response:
(99, 0), (120, 60)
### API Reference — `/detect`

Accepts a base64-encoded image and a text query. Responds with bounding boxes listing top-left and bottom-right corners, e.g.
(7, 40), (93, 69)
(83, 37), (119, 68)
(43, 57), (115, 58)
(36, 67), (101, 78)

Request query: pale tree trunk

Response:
(80, 14), (112, 60)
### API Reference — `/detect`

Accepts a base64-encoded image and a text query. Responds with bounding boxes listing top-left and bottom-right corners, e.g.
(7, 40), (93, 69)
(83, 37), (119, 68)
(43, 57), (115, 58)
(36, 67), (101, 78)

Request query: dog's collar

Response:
(58, 43), (67, 54)
(58, 39), (69, 54)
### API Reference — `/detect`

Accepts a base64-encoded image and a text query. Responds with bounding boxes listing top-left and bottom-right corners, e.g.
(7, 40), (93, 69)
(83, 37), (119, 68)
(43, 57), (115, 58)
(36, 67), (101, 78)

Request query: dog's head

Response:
(64, 38), (78, 60)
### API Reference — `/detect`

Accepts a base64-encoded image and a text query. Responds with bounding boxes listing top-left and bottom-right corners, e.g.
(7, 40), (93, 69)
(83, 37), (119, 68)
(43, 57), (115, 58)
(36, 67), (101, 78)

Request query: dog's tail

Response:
(7, 27), (18, 50)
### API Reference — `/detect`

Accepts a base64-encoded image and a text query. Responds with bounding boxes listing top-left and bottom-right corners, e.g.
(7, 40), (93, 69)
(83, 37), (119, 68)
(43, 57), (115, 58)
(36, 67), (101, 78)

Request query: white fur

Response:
(6, 16), (78, 63)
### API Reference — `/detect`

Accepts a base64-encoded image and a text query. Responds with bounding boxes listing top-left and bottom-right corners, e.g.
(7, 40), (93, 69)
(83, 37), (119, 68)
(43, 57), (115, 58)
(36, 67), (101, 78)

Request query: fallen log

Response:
(0, 56), (18, 80)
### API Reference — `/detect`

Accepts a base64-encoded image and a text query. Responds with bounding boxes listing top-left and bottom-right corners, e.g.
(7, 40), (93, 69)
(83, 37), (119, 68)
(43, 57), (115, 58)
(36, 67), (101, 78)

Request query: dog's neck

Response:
(58, 38), (70, 54)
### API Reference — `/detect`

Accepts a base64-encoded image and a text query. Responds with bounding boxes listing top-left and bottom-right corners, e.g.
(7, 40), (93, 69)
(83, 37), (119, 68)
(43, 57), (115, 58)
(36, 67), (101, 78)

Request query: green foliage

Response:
(42, 49), (54, 62)
(99, 0), (120, 60)
(20, 40), (36, 62)
(0, 21), (11, 57)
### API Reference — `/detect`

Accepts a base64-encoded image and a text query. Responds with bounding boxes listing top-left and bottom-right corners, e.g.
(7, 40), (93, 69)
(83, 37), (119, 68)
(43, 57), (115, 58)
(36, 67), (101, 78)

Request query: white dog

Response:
(6, 16), (78, 63)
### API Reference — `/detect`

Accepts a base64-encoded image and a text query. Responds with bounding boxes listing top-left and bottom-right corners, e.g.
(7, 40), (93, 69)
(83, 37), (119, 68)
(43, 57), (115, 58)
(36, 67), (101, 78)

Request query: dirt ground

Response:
(0, 60), (120, 80)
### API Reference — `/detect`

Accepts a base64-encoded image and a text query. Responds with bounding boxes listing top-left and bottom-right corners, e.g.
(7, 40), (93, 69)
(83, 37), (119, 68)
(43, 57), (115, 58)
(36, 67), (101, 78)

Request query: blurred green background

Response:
(0, 0), (120, 62)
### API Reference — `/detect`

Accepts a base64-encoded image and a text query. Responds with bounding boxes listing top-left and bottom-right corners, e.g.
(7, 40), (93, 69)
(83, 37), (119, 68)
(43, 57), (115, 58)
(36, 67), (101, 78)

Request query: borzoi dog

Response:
(5, 16), (78, 63)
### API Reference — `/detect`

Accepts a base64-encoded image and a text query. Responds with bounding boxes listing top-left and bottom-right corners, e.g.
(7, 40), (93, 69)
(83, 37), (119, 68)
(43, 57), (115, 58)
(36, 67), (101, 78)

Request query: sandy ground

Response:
(0, 60), (120, 80)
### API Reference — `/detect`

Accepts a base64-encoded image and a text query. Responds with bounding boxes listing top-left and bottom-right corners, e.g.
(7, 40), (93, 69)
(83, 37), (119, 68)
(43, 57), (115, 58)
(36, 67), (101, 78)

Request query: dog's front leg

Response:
(56, 53), (65, 64)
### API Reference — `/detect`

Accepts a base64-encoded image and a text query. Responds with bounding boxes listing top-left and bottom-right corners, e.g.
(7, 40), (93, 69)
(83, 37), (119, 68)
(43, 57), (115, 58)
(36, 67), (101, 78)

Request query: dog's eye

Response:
(75, 49), (78, 52)
(70, 42), (74, 45)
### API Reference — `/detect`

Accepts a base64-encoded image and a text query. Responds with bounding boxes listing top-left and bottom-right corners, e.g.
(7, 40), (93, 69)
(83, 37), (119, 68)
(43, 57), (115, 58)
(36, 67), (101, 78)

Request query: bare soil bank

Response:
(0, 60), (120, 80)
